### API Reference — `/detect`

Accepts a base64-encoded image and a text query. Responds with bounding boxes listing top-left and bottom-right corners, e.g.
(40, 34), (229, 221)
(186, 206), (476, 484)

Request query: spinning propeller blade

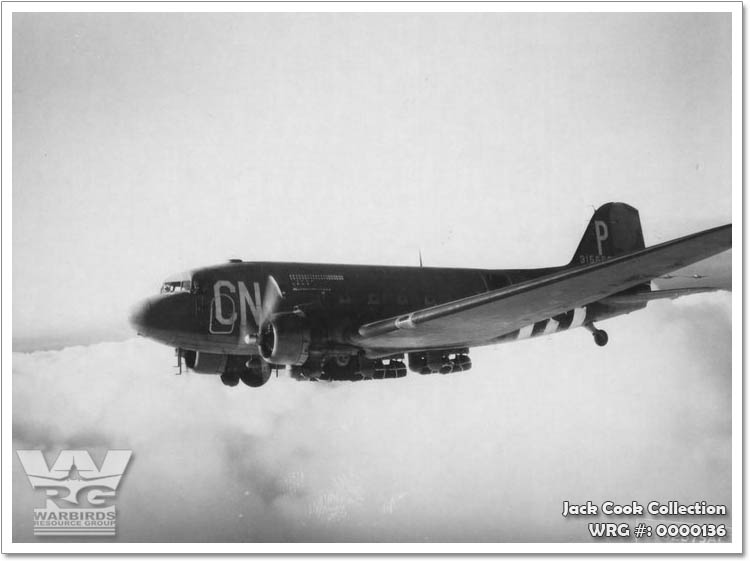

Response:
(238, 275), (284, 348)
(261, 274), (284, 326)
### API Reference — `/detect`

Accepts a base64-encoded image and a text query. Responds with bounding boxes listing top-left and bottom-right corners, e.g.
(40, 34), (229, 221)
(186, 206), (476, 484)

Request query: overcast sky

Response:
(12, 11), (733, 545)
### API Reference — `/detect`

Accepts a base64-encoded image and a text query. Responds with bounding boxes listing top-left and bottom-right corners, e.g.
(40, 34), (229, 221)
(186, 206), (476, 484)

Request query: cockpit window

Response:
(160, 272), (193, 294)
(160, 281), (191, 293)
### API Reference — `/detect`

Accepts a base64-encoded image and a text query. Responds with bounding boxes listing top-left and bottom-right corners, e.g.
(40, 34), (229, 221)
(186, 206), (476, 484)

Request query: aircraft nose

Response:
(129, 299), (153, 334)
(128, 292), (196, 343)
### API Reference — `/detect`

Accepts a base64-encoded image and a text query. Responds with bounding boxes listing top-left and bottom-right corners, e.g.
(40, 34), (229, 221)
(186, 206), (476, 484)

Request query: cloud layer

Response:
(13, 293), (732, 543)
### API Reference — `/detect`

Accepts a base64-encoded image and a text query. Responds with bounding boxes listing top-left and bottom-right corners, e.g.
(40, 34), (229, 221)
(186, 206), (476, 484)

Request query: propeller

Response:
(238, 275), (285, 348)
(260, 274), (284, 327)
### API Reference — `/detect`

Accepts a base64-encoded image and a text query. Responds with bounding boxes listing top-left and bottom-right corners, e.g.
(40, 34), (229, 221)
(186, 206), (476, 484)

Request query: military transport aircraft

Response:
(130, 203), (731, 388)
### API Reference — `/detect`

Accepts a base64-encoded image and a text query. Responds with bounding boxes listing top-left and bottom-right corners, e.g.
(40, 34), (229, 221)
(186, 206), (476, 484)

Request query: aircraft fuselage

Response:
(132, 260), (638, 357)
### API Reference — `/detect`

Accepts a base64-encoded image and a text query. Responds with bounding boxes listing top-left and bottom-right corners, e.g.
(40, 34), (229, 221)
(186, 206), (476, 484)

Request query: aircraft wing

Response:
(355, 224), (731, 350)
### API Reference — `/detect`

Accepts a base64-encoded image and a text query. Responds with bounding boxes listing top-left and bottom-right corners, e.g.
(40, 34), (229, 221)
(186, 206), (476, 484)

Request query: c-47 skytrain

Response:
(130, 203), (731, 388)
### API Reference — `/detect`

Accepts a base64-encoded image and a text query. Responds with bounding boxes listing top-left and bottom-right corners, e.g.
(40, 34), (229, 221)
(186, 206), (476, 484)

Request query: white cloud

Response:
(13, 293), (732, 542)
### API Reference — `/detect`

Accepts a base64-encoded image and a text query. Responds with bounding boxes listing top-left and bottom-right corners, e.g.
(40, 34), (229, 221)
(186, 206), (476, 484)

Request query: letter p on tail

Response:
(571, 202), (645, 266)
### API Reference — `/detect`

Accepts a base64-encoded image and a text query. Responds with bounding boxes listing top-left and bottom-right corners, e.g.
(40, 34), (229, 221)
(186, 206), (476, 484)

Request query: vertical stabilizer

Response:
(570, 203), (645, 266)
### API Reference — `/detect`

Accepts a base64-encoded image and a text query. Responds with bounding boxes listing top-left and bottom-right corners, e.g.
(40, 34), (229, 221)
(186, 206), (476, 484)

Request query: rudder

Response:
(571, 203), (645, 266)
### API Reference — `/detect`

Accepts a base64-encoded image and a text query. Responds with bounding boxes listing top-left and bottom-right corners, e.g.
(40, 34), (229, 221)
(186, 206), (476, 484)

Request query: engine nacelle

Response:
(258, 314), (311, 365)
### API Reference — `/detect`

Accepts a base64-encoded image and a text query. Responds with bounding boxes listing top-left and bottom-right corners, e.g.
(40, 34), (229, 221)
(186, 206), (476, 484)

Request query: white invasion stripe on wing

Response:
(517, 324), (534, 340)
(570, 307), (587, 329)
(543, 318), (560, 335)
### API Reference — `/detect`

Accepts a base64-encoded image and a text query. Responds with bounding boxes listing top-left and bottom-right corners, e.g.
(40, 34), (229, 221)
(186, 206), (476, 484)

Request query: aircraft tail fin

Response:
(570, 202), (646, 266)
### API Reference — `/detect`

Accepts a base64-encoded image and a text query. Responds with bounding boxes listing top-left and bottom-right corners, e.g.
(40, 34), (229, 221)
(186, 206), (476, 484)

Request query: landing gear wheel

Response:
(238, 369), (262, 387)
(593, 330), (609, 347)
(220, 372), (240, 387)
(238, 361), (272, 387)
